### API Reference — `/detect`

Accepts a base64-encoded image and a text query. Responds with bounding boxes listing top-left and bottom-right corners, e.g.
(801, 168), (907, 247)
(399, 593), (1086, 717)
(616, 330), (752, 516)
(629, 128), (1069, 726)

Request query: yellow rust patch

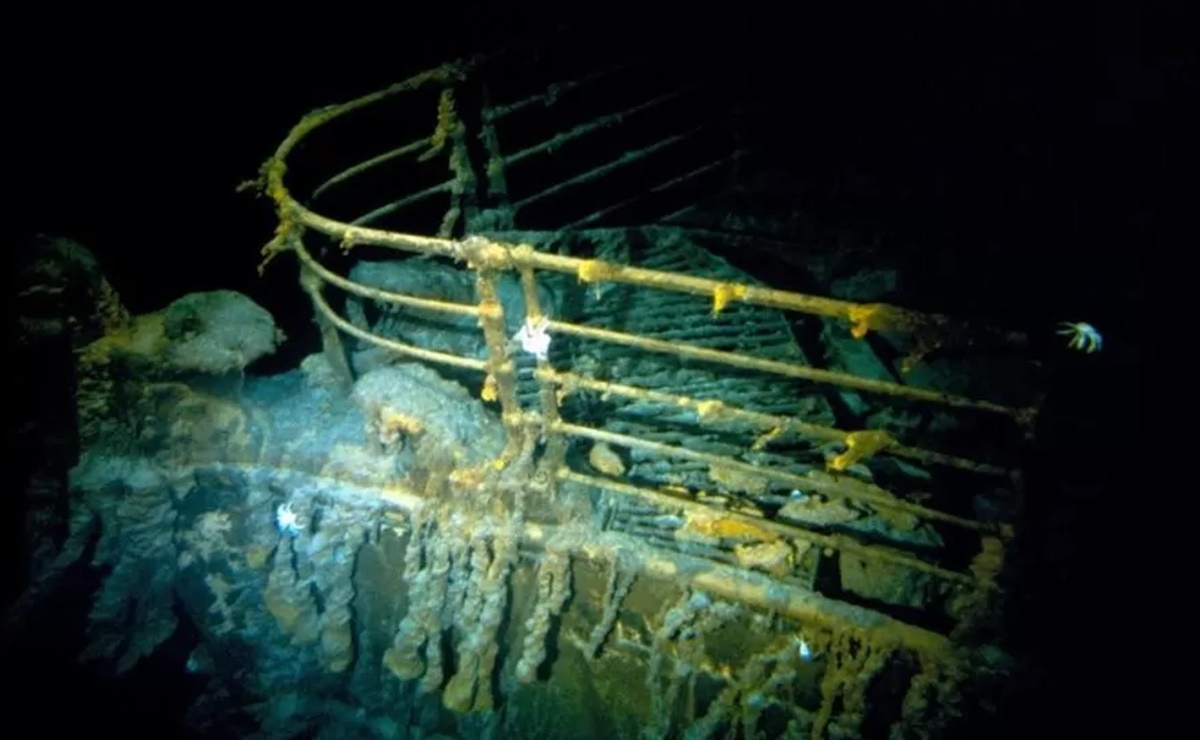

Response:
(681, 510), (778, 544)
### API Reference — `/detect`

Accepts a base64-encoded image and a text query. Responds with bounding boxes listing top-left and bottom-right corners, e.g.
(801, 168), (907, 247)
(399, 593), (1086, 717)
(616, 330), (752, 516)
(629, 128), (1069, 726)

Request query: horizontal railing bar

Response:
(540, 369), (1011, 476)
(556, 421), (1008, 535)
(512, 128), (703, 211)
(302, 264), (488, 373)
(504, 89), (697, 168)
(313, 138), (431, 200)
(560, 469), (974, 585)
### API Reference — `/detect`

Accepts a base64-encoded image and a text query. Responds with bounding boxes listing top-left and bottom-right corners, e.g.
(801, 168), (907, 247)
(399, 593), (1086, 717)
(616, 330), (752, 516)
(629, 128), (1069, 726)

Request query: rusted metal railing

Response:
(252, 55), (1037, 655)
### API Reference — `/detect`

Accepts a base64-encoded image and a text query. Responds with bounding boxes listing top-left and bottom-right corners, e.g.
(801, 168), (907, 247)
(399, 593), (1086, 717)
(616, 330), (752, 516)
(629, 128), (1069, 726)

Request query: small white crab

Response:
(275, 502), (305, 537)
(513, 315), (552, 361)
(1058, 321), (1102, 353)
